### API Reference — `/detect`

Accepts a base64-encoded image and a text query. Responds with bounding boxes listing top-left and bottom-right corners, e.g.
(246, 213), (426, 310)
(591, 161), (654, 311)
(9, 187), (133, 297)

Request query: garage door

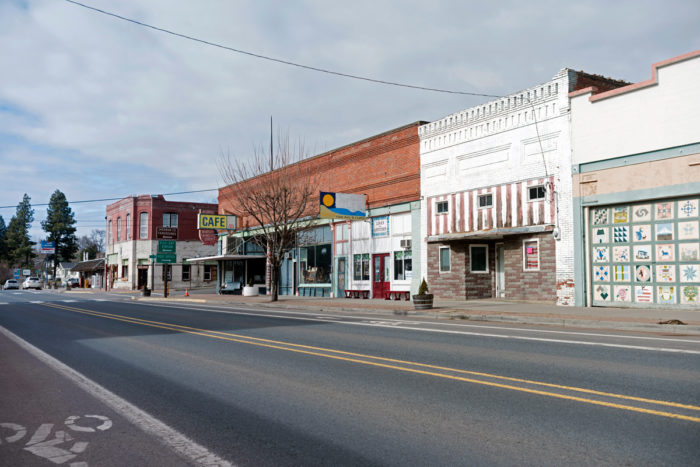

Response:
(589, 197), (700, 307)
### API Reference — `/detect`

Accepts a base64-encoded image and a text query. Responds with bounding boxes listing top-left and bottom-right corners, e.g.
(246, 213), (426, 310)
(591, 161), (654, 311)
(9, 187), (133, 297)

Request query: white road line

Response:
(133, 302), (700, 353)
(0, 302), (8, 305)
(62, 300), (78, 303)
(30, 301), (44, 304)
(0, 326), (235, 467)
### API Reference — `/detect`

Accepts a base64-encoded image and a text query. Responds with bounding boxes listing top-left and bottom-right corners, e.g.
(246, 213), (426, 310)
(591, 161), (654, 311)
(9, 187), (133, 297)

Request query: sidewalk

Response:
(97, 288), (700, 336)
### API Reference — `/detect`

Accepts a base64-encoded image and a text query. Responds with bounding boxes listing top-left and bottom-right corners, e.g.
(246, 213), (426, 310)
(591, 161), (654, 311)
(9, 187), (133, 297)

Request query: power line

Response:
(0, 188), (218, 210)
(63, 0), (501, 99)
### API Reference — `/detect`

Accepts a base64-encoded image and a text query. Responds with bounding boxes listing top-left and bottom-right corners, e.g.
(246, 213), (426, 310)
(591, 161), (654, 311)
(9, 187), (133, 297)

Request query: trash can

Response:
(143, 287), (151, 297)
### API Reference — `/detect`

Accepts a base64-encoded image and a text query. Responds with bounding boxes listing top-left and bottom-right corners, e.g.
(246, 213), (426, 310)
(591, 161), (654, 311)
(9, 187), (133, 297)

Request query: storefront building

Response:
(105, 195), (218, 291)
(217, 123), (425, 297)
(570, 50), (700, 308)
(420, 69), (628, 304)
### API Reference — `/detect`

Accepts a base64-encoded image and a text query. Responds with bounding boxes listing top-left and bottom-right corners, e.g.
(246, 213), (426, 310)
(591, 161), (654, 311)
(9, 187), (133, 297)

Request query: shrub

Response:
(418, 278), (429, 295)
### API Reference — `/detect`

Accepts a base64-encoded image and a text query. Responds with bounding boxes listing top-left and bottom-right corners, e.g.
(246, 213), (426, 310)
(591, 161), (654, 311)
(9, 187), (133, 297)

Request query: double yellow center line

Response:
(43, 302), (700, 423)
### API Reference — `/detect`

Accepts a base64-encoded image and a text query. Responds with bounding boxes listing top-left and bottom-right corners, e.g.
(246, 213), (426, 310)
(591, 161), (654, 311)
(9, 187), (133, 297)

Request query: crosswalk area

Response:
(0, 291), (116, 306)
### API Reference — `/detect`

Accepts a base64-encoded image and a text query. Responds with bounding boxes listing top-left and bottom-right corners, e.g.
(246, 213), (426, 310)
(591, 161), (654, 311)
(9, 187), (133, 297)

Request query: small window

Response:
(478, 194), (493, 208)
(163, 213), (178, 228)
(394, 250), (412, 280)
(117, 218), (121, 241)
(528, 185), (546, 201)
(439, 247), (451, 272)
(204, 264), (215, 281)
(121, 264), (128, 279)
(182, 264), (191, 281)
(126, 213), (131, 240)
(470, 245), (488, 273)
(108, 220), (112, 244)
(436, 201), (449, 214)
(524, 240), (540, 271)
(353, 254), (370, 281)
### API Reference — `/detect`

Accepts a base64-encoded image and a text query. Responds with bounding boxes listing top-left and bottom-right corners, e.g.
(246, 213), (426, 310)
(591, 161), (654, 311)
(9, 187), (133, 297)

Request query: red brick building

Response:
(217, 122), (427, 297)
(105, 195), (218, 291)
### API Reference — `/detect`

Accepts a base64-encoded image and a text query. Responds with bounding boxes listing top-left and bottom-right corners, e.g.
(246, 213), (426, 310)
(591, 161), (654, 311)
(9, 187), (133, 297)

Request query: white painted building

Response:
(420, 69), (627, 304)
(570, 50), (700, 308)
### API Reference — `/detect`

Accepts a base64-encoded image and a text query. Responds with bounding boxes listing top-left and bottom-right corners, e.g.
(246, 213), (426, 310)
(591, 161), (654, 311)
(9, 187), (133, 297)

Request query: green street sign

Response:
(158, 240), (176, 253)
(156, 253), (177, 264)
(149, 254), (157, 259)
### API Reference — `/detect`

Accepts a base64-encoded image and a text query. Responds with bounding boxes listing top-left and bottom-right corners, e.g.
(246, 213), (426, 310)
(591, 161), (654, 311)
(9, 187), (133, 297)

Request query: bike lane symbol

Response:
(1, 415), (112, 465)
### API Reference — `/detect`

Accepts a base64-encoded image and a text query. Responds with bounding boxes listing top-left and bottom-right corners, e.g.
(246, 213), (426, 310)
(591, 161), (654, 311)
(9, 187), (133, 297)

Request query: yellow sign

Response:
(197, 214), (237, 230)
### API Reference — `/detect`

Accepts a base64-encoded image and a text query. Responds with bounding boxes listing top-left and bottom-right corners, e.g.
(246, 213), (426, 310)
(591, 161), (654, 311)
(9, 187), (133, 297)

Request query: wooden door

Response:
(372, 253), (390, 299)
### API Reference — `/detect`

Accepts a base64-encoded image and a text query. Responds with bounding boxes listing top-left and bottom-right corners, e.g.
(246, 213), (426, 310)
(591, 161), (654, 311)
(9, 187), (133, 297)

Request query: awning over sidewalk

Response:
(185, 254), (266, 262)
(71, 258), (106, 273)
(427, 224), (554, 242)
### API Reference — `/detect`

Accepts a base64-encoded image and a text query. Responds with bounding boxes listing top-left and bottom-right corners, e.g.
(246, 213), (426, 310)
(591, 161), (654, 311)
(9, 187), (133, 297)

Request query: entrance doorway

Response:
(372, 253), (390, 299)
(496, 243), (505, 298)
(137, 267), (148, 290)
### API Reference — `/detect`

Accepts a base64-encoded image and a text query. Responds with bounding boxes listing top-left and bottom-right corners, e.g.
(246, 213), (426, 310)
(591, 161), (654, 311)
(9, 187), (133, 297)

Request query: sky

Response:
(1, 0), (699, 244)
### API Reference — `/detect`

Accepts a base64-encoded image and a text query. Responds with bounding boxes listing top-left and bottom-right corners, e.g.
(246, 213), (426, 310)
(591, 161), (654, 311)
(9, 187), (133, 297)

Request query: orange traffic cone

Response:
(185, 289), (189, 297)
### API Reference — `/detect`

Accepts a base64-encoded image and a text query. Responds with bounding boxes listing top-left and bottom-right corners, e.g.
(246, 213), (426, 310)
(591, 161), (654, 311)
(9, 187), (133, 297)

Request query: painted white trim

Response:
(439, 246), (451, 273)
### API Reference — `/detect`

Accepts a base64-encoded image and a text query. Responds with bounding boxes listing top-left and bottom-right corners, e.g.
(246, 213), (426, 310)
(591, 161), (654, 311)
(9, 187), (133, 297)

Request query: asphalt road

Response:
(1, 289), (699, 466)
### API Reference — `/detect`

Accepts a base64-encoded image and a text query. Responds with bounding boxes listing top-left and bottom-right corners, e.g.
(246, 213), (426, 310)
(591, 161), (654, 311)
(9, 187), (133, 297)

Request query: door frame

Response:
(372, 253), (390, 299)
(495, 243), (505, 298)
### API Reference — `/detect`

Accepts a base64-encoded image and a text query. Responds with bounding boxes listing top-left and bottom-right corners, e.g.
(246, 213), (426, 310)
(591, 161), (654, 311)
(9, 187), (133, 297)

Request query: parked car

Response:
(219, 281), (241, 295)
(3, 279), (19, 290)
(22, 277), (42, 290)
(67, 277), (80, 288)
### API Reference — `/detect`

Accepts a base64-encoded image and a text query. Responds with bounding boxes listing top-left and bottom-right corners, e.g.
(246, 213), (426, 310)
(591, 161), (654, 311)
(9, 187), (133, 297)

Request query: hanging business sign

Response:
(156, 227), (178, 239)
(320, 192), (367, 220)
(197, 214), (237, 230)
(371, 216), (390, 237)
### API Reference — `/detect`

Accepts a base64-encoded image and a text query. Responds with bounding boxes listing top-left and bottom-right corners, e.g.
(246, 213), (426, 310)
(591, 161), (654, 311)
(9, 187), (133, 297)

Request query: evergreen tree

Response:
(0, 215), (8, 263)
(6, 194), (36, 268)
(42, 190), (78, 277)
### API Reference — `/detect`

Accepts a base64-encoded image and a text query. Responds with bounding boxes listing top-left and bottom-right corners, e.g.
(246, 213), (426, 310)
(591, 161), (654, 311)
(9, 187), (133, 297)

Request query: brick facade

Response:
(428, 232), (556, 302)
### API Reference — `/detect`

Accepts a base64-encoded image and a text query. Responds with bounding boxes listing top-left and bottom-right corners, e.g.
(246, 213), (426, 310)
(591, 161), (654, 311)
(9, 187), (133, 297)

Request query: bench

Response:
(385, 291), (410, 301)
(344, 289), (369, 299)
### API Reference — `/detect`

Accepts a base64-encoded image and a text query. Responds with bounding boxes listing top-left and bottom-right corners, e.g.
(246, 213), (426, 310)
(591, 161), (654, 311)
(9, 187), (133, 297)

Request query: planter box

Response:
(243, 286), (259, 297)
(412, 294), (434, 310)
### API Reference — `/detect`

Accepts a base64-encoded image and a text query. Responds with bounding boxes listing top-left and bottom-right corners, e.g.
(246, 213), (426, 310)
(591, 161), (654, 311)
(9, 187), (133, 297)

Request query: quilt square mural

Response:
(590, 197), (700, 308)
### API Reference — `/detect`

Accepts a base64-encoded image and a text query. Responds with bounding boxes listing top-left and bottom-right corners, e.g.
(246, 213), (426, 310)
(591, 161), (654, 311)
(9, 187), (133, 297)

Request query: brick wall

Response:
(427, 232), (557, 302)
(219, 122), (424, 228)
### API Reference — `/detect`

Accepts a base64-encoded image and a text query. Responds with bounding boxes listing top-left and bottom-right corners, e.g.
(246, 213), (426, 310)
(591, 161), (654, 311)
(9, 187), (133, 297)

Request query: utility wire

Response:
(0, 188), (218, 210)
(63, 0), (501, 99)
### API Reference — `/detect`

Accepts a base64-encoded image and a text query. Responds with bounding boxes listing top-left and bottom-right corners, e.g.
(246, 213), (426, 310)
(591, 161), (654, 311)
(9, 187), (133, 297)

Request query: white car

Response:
(22, 277), (42, 290)
(3, 279), (19, 290)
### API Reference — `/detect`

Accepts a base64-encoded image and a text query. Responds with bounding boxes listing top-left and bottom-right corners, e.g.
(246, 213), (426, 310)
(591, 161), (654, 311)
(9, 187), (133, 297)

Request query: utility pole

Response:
(270, 116), (273, 172)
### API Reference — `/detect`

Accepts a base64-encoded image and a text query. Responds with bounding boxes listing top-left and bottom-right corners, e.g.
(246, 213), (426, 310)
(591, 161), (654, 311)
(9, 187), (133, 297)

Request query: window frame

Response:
(139, 212), (148, 239)
(478, 193), (493, 209)
(125, 213), (131, 240)
(353, 253), (370, 281)
(163, 212), (178, 228)
(469, 244), (489, 273)
(527, 185), (546, 201)
(182, 264), (191, 281)
(393, 250), (412, 281)
(117, 217), (121, 242)
(523, 238), (540, 271)
(436, 200), (449, 215)
(439, 246), (451, 273)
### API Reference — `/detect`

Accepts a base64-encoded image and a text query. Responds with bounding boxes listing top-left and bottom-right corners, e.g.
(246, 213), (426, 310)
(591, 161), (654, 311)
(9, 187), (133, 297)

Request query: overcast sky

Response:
(1, 0), (699, 243)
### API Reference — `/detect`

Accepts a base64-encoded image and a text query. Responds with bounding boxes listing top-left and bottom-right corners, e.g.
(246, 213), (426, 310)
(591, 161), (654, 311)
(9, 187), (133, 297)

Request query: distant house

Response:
(56, 262), (78, 283)
(71, 258), (106, 288)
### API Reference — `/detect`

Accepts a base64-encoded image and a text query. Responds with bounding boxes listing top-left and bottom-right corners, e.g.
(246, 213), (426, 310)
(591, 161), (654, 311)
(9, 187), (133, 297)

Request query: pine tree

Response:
(6, 194), (36, 268)
(42, 190), (78, 278)
(0, 215), (8, 263)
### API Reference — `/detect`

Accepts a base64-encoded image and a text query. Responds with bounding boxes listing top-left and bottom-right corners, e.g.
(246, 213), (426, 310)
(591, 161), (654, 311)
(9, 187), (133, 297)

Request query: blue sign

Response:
(13, 270), (20, 279)
(40, 241), (56, 254)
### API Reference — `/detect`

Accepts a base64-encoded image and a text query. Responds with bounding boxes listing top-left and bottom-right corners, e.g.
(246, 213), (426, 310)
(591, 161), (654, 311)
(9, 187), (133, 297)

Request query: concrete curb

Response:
(134, 297), (700, 336)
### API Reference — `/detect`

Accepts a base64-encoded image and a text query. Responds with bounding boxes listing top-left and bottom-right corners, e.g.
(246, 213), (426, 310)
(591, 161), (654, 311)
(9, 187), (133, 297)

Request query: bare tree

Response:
(218, 133), (319, 301)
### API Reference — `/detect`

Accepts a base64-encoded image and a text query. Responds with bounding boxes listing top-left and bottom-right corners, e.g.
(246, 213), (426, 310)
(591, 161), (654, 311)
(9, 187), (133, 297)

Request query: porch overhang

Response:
(185, 254), (266, 262)
(427, 224), (554, 243)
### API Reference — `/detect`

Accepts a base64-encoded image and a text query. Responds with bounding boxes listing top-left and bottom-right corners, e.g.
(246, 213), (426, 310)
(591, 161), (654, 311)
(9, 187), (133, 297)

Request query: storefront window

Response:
(353, 254), (370, 281)
(394, 250), (412, 280)
(300, 244), (331, 284)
